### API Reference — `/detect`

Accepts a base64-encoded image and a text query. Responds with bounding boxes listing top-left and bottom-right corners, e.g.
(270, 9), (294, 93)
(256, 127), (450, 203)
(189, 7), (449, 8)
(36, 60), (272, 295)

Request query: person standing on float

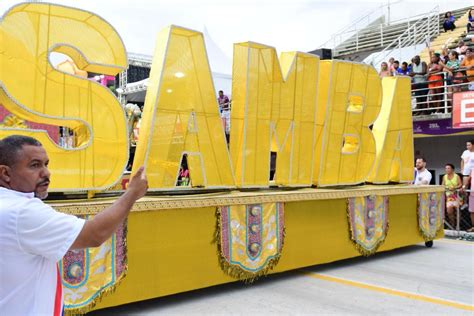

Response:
(0, 135), (148, 315)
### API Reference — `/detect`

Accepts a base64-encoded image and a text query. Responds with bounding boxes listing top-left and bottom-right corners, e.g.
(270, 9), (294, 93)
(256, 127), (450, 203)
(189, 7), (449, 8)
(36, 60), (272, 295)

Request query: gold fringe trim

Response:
(51, 185), (445, 215)
(417, 224), (443, 242)
(346, 197), (390, 257)
(214, 207), (285, 283)
(416, 194), (444, 242)
(63, 220), (129, 315)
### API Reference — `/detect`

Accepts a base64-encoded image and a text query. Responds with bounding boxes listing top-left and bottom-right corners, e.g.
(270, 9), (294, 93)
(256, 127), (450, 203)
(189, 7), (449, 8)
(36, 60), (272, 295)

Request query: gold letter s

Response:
(0, 3), (128, 191)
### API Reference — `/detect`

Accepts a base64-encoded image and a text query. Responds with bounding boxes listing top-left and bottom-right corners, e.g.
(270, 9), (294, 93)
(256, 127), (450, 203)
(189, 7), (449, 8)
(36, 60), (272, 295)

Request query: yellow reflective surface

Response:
(0, 3), (416, 191)
(230, 43), (319, 187)
(0, 3), (128, 190)
(313, 61), (382, 186)
(132, 26), (234, 189)
(369, 77), (414, 183)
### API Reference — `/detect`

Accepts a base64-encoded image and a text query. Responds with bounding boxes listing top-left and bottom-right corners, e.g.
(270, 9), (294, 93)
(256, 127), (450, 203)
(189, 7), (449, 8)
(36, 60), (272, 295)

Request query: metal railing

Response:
(318, 3), (389, 50)
(411, 69), (473, 117)
(367, 6), (439, 67)
(444, 188), (474, 238)
(329, 6), (440, 57)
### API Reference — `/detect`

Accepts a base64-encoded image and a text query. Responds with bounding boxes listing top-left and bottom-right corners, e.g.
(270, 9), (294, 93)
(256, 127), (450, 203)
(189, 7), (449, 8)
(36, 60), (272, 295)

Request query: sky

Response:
(0, 0), (470, 62)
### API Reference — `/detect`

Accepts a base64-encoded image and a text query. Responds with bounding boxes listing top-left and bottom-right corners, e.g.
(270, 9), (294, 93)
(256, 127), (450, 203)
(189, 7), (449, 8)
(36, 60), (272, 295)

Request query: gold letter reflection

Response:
(0, 3), (128, 190)
(132, 26), (234, 189)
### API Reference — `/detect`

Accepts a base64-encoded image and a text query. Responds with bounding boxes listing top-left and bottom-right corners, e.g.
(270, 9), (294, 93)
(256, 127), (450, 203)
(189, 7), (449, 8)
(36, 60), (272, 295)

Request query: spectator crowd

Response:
(378, 42), (473, 115)
(378, 9), (474, 115)
(414, 140), (474, 233)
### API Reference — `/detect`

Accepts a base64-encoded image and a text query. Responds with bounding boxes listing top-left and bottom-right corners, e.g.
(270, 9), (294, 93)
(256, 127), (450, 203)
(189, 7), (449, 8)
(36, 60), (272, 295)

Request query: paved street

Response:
(91, 239), (473, 315)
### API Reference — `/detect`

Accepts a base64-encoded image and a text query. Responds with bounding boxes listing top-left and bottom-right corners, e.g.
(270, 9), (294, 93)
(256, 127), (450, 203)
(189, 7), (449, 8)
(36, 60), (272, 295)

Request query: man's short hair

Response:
(218, 90), (223, 94)
(416, 157), (426, 163)
(468, 139), (474, 145)
(0, 135), (42, 166)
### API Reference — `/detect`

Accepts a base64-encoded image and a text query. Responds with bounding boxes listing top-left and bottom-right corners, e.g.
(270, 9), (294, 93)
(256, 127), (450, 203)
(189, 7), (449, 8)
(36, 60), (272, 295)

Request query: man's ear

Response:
(0, 165), (11, 184)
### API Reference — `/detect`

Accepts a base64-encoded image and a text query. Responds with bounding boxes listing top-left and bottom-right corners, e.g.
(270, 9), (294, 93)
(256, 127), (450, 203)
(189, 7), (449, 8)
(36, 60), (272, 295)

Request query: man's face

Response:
(3, 145), (51, 199)
(415, 159), (425, 170)
(219, 91), (224, 98)
(467, 142), (473, 151)
(414, 56), (420, 64)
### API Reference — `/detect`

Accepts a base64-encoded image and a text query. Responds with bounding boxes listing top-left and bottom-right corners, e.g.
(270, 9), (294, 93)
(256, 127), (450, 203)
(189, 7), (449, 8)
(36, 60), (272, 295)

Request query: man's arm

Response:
(421, 62), (427, 75)
(70, 166), (148, 249)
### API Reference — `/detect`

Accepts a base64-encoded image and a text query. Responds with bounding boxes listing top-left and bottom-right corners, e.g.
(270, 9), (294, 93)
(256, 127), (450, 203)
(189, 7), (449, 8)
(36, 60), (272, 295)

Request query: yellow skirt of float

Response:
(50, 184), (444, 312)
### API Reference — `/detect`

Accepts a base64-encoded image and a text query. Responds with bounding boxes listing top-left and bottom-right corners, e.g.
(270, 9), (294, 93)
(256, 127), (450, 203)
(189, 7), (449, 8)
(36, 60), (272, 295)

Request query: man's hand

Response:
(127, 166), (148, 200)
(70, 166), (148, 250)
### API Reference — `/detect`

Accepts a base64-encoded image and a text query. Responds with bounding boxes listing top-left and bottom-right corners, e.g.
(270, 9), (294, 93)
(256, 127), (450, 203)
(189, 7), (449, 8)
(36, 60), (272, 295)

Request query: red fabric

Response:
(53, 265), (63, 316)
(0, 104), (59, 143)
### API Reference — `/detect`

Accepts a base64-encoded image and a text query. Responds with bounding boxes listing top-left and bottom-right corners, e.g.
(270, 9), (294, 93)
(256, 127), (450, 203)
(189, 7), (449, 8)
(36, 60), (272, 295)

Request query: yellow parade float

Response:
(0, 3), (444, 314)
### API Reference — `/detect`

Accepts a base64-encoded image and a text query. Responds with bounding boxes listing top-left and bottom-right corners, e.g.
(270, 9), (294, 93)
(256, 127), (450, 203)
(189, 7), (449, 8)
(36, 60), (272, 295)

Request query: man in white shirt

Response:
(414, 157), (432, 185)
(0, 135), (148, 315)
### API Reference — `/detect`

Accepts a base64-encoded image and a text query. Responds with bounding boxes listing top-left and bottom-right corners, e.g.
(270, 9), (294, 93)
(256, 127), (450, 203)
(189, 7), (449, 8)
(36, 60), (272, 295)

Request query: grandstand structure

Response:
(313, 5), (474, 192)
(319, 6), (470, 63)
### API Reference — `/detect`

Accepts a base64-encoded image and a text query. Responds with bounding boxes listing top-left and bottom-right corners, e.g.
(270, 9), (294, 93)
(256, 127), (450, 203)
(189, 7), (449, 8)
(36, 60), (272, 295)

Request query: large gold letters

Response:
(0, 3), (416, 191)
(313, 61), (382, 186)
(0, 3), (128, 190)
(230, 43), (319, 187)
(369, 77), (414, 183)
(132, 26), (234, 189)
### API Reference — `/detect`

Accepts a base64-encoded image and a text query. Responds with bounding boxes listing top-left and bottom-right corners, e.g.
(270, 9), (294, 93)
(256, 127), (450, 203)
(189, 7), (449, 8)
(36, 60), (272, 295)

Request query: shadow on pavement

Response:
(89, 244), (429, 315)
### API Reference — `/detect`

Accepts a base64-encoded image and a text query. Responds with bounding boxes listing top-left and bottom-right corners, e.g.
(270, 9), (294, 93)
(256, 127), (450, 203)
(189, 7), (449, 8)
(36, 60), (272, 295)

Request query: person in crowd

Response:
(468, 172), (474, 232)
(440, 47), (450, 64)
(397, 62), (410, 75)
(444, 50), (463, 105)
(426, 53), (444, 113)
(177, 156), (190, 186)
(443, 11), (456, 32)
(455, 41), (468, 61)
(414, 157), (432, 185)
(467, 9), (473, 33)
(217, 90), (231, 142)
(442, 163), (462, 228)
(461, 140), (474, 192)
(379, 62), (392, 77)
(217, 90), (230, 110)
(0, 135), (148, 314)
(391, 60), (400, 75)
(388, 57), (395, 72)
(461, 48), (474, 83)
(410, 55), (428, 115)
(406, 61), (412, 73)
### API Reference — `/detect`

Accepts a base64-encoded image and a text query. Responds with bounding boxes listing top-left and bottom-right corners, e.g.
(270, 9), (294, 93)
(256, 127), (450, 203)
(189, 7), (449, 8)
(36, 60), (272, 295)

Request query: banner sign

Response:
(452, 91), (474, 129)
(413, 118), (473, 136)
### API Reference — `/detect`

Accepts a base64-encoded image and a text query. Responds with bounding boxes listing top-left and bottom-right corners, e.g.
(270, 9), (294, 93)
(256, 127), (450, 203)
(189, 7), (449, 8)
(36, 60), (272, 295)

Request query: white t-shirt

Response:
(414, 168), (432, 185)
(0, 187), (85, 316)
(461, 150), (474, 176)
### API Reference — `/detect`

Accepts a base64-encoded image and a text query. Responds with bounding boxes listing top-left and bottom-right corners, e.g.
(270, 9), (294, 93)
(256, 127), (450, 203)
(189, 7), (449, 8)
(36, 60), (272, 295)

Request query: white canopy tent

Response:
(122, 27), (232, 103)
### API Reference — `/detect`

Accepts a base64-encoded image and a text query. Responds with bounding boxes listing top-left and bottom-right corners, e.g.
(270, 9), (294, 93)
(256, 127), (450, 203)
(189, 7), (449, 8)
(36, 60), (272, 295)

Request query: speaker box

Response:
(308, 48), (332, 60)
